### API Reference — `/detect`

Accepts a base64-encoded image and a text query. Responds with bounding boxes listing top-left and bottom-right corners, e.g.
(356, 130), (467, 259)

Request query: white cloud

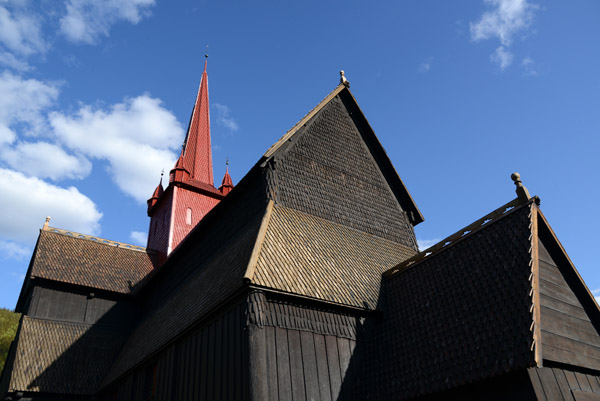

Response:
(470, 0), (538, 70)
(213, 103), (239, 132)
(491, 46), (514, 70)
(0, 3), (46, 56)
(1, 141), (92, 180)
(522, 57), (538, 76)
(417, 238), (441, 252)
(49, 95), (184, 202)
(0, 71), (59, 137)
(0, 168), (102, 243)
(419, 57), (434, 73)
(129, 230), (147, 246)
(470, 0), (537, 46)
(60, 0), (156, 44)
(593, 289), (600, 305)
(0, 239), (29, 261)
(0, 50), (31, 71)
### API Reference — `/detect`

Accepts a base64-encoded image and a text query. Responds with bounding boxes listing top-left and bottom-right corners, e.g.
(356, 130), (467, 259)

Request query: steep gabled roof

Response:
(261, 83), (423, 227)
(29, 228), (157, 294)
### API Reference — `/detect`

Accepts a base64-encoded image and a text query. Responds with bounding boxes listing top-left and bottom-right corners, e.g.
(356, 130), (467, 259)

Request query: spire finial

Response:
(511, 172), (531, 202)
(205, 45), (208, 59)
(43, 216), (51, 230)
(340, 70), (349, 87)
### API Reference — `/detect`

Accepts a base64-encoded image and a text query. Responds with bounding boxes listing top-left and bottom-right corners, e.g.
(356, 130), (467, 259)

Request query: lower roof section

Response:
(7, 316), (127, 395)
(250, 204), (416, 309)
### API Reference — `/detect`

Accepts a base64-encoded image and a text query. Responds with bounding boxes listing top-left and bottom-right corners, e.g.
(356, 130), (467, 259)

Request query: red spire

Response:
(181, 57), (213, 185)
(218, 161), (234, 195)
(147, 173), (164, 212)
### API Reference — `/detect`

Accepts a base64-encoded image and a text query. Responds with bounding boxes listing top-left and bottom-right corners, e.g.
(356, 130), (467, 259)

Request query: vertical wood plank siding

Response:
(539, 240), (600, 370)
(106, 301), (248, 401)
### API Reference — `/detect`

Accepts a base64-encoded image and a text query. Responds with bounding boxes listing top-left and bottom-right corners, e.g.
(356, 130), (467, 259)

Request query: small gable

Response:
(266, 87), (420, 250)
(538, 229), (600, 371)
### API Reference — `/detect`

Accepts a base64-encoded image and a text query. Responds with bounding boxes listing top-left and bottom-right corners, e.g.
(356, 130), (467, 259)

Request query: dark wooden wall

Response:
(102, 300), (248, 401)
(255, 325), (355, 401)
(26, 285), (133, 326)
(539, 239), (600, 371)
(246, 292), (363, 401)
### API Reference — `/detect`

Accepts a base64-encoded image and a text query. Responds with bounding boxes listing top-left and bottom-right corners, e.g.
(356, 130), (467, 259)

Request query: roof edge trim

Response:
(44, 226), (148, 253)
(243, 199), (274, 282)
(384, 196), (537, 277)
(530, 203), (543, 366)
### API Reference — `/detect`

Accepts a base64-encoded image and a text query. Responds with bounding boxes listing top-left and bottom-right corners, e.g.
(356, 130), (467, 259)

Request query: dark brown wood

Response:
(541, 308), (600, 345)
(300, 331), (320, 401)
(288, 330), (306, 401)
(206, 322), (215, 401)
(200, 328), (208, 401)
(528, 368), (548, 401)
(541, 293), (590, 322)
(537, 368), (564, 401)
(276, 327), (292, 400)
(314, 334), (332, 401)
(248, 324), (268, 401)
(587, 374), (600, 393)
(543, 333), (600, 370)
(575, 372), (593, 392)
(265, 326), (279, 401)
(325, 335), (342, 400)
(551, 368), (576, 401)
(337, 337), (352, 381)
(572, 390), (600, 401)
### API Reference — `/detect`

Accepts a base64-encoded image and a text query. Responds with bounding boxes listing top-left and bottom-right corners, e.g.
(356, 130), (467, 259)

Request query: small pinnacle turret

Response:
(218, 159), (234, 195)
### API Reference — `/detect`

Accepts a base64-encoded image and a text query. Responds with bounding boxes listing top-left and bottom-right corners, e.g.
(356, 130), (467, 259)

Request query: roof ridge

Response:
(263, 83), (346, 159)
(384, 196), (539, 277)
(43, 226), (149, 253)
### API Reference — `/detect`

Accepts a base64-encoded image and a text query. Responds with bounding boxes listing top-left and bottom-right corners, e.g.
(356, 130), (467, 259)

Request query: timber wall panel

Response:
(105, 301), (248, 401)
(539, 240), (600, 371)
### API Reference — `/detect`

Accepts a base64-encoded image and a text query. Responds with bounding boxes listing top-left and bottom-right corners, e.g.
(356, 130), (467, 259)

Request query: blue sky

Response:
(0, 0), (598, 309)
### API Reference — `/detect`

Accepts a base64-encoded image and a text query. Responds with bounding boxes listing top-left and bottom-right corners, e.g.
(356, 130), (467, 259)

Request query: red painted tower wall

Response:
(170, 187), (221, 253)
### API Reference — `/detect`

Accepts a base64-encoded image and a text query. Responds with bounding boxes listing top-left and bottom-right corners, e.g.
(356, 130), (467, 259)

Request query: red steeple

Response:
(180, 57), (213, 185)
(218, 161), (234, 195)
(147, 56), (232, 264)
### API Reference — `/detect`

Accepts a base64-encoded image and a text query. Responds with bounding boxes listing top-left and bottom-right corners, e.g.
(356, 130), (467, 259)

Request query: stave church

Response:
(2, 61), (600, 401)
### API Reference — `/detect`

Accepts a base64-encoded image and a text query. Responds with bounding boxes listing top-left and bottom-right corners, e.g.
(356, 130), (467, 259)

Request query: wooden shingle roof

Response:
(248, 204), (416, 309)
(357, 200), (539, 400)
(7, 316), (126, 395)
(30, 228), (158, 294)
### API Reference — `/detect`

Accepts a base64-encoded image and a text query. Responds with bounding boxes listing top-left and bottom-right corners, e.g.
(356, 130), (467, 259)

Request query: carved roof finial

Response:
(511, 172), (531, 202)
(43, 216), (51, 230)
(340, 70), (349, 88)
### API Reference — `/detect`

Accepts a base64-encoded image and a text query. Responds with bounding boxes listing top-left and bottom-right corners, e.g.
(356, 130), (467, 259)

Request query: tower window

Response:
(186, 208), (192, 225)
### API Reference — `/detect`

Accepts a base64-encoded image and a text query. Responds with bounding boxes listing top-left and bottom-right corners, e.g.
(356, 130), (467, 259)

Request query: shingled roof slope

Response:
(30, 229), (157, 294)
(262, 84), (423, 230)
(102, 182), (268, 388)
(7, 316), (127, 395)
(249, 204), (416, 309)
(356, 200), (538, 400)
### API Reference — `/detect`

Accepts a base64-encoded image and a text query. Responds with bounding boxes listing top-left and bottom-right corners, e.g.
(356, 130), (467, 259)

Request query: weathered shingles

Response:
(32, 230), (157, 294)
(253, 205), (416, 309)
(9, 316), (126, 394)
(274, 96), (418, 249)
(358, 203), (536, 400)
(102, 206), (265, 388)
